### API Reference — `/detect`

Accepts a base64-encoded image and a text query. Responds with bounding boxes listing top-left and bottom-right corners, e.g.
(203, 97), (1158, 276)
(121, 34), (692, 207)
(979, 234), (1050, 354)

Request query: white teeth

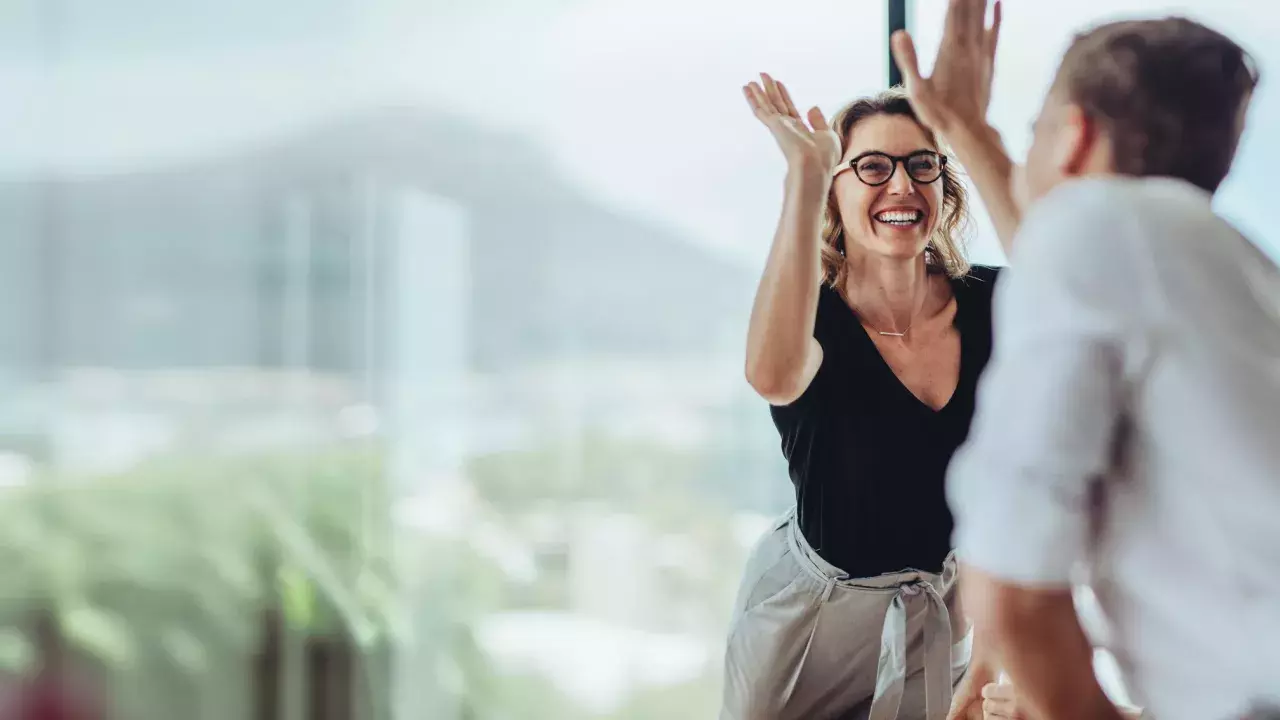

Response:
(875, 210), (922, 225)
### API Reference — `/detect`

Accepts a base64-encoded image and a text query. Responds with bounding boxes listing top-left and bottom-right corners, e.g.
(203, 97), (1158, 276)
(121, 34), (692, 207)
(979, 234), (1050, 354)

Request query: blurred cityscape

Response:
(0, 98), (792, 718)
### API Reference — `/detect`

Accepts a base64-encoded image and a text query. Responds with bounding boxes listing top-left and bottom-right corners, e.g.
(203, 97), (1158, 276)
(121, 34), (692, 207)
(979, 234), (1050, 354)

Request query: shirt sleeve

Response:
(947, 180), (1159, 586)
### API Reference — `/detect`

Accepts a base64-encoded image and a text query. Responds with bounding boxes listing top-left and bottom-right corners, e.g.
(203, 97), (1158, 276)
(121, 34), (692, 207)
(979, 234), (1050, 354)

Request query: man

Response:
(892, 2), (1280, 720)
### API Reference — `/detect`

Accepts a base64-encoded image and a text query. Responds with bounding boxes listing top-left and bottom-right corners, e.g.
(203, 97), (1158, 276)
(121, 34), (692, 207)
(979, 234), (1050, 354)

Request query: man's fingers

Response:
(953, 676), (982, 702)
(891, 30), (948, 128)
(941, 0), (965, 44)
(943, 0), (979, 45)
(986, 0), (1003, 64)
(946, 674), (982, 720)
(971, 0), (992, 44)
(891, 30), (926, 88)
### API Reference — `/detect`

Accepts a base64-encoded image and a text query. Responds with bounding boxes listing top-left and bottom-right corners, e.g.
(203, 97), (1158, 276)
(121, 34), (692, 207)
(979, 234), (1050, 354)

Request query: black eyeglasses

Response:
(834, 150), (947, 186)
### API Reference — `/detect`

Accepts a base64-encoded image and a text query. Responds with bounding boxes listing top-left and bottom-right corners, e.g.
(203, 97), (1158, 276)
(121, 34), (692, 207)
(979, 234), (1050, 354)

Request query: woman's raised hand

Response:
(743, 73), (841, 179)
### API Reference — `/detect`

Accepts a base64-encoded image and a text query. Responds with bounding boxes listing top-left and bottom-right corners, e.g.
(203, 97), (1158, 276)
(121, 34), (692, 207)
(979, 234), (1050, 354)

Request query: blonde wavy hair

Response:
(821, 87), (971, 289)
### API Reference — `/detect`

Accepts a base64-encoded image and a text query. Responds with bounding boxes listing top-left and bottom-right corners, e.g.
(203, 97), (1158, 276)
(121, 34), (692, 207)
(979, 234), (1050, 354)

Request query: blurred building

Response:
(0, 108), (758, 479)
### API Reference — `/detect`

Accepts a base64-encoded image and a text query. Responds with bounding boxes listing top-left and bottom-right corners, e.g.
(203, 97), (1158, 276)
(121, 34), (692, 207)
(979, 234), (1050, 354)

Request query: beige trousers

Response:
(720, 508), (971, 720)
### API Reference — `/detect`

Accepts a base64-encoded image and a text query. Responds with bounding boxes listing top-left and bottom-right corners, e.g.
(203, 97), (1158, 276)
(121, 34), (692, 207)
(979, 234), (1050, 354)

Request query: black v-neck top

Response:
(770, 265), (1002, 578)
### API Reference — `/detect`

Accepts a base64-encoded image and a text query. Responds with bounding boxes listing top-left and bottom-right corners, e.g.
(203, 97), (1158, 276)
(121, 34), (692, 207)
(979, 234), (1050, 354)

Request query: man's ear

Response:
(1053, 104), (1100, 178)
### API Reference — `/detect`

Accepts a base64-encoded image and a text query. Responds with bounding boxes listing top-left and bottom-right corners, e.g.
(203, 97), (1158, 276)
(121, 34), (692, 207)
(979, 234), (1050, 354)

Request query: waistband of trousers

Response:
(782, 506), (957, 591)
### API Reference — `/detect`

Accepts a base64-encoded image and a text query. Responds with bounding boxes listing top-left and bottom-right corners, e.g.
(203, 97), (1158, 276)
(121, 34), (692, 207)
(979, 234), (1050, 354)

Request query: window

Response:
(406, 2), (891, 715)
(0, 1), (890, 719)
(17, 2), (1268, 717)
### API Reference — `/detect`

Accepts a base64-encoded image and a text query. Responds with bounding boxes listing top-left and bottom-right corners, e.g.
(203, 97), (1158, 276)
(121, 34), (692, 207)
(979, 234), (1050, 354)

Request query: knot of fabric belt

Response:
(866, 580), (954, 720)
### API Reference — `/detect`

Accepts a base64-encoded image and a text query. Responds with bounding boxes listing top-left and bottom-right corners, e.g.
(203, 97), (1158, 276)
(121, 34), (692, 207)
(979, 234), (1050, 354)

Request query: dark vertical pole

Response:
(887, 0), (911, 87)
(255, 607), (282, 720)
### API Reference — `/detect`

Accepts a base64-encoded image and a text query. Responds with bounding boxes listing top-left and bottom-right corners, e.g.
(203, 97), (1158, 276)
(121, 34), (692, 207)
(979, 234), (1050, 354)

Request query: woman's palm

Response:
(744, 74), (841, 174)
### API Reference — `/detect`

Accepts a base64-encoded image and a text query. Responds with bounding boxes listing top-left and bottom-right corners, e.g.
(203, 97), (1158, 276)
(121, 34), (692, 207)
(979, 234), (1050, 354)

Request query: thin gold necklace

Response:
(838, 283), (925, 338)
(874, 324), (910, 338)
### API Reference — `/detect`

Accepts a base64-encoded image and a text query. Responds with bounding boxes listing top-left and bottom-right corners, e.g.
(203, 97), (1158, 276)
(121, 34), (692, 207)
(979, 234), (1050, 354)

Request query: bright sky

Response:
(5, 0), (1278, 262)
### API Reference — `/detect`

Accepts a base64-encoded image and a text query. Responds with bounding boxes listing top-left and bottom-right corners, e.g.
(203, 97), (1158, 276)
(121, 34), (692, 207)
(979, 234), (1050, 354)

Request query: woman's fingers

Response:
(761, 73), (789, 116)
(981, 683), (1024, 719)
(744, 80), (785, 119)
(777, 80), (803, 120)
(743, 82), (775, 123)
(983, 699), (1022, 719)
(982, 697), (1012, 715)
(982, 683), (1016, 700)
(806, 106), (829, 133)
(746, 76), (817, 140)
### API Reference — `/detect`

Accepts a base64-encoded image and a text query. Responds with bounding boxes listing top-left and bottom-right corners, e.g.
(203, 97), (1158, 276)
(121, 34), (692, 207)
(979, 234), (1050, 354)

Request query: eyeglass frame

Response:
(832, 150), (948, 187)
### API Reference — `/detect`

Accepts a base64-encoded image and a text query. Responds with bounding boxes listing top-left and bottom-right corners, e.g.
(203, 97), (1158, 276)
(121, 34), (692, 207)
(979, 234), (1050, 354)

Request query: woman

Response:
(721, 73), (1001, 720)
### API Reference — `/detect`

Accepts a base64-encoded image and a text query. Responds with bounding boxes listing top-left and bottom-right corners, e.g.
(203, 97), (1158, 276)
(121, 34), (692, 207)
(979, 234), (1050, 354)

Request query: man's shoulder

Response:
(1030, 177), (1210, 225)
(1017, 177), (1222, 267)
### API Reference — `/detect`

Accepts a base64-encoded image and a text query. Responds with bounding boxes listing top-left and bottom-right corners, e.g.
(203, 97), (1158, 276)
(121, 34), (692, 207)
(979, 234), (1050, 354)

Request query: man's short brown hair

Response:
(1053, 17), (1259, 193)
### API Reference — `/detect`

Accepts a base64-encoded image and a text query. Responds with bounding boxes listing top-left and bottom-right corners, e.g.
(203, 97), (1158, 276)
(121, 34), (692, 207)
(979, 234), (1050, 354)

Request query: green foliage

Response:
(0, 431), (750, 719)
(0, 441), (395, 679)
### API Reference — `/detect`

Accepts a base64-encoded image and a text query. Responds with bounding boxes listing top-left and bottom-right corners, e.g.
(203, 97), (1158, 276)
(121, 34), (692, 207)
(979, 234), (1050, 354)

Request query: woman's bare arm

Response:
(745, 166), (828, 404)
(741, 75), (841, 404)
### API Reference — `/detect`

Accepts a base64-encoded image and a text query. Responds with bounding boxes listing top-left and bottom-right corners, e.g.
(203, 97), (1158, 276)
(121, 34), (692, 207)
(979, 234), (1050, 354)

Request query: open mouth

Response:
(873, 209), (924, 227)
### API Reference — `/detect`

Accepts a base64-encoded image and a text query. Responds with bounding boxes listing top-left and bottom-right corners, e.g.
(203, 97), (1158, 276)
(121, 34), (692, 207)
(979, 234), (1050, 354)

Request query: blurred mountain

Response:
(0, 106), (750, 377)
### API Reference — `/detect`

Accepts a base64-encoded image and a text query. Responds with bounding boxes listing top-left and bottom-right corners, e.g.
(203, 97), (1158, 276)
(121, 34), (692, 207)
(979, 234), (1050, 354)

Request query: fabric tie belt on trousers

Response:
(786, 513), (957, 720)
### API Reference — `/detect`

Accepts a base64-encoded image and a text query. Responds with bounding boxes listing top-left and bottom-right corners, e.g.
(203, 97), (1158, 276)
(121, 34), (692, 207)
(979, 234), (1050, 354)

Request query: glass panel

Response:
(0, 1), (890, 718)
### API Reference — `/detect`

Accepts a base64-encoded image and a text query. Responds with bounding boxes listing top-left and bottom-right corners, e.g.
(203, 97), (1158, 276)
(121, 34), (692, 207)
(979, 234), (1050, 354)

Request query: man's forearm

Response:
(982, 581), (1124, 720)
(943, 123), (1022, 254)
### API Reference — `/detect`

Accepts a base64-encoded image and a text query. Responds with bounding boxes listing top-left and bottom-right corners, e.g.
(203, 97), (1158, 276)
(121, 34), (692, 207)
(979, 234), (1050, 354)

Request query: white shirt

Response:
(948, 176), (1280, 720)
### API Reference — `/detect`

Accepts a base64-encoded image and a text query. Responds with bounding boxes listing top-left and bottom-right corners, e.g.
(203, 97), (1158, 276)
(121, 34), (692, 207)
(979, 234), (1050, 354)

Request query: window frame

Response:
(887, 0), (913, 86)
